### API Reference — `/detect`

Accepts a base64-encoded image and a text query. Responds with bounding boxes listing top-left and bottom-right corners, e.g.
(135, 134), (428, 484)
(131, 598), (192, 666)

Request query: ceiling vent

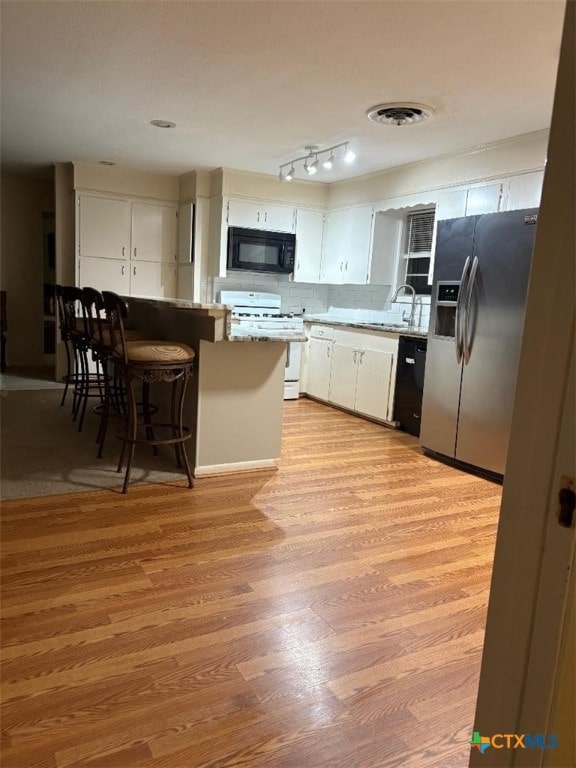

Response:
(367, 103), (434, 126)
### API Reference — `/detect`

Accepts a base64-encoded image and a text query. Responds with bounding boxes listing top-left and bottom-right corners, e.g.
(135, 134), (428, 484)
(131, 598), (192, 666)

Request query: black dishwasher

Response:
(394, 336), (428, 437)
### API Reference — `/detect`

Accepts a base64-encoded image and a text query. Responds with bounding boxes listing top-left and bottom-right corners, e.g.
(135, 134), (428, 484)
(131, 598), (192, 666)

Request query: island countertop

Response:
(126, 294), (305, 343)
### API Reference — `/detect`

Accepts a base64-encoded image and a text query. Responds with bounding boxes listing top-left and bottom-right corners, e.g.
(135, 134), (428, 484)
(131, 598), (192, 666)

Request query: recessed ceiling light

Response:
(367, 103), (434, 126)
(150, 119), (176, 129)
(99, 160), (116, 166)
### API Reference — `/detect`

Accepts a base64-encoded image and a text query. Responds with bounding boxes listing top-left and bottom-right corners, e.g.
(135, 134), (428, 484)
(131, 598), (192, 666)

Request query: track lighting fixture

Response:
(279, 142), (355, 182)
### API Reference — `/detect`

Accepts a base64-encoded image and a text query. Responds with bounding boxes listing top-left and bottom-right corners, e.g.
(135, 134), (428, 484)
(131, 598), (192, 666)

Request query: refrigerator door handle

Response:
(463, 256), (480, 364)
(455, 256), (472, 364)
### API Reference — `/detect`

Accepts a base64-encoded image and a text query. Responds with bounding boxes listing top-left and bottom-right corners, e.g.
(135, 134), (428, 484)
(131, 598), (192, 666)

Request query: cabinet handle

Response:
(133, 247), (137, 258)
(264, 211), (268, 222)
(133, 266), (136, 276)
(121, 265), (125, 275)
(122, 246), (125, 256)
(257, 212), (260, 223)
(345, 260), (348, 271)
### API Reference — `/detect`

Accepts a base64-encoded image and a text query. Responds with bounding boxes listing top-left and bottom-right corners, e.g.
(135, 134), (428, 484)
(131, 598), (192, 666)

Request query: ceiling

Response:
(0, 0), (566, 183)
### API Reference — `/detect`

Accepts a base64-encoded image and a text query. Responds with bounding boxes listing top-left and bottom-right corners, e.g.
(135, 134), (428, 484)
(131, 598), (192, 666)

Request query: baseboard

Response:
(194, 459), (278, 477)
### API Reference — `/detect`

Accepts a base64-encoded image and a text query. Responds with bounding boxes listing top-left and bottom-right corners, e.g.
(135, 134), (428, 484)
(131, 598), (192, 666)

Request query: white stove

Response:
(220, 291), (304, 399)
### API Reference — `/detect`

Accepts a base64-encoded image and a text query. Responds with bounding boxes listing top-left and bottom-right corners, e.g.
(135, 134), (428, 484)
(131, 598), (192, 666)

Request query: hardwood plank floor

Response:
(1, 398), (501, 768)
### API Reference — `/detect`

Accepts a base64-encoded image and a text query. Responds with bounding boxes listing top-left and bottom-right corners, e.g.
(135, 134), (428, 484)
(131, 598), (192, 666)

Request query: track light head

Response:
(322, 153), (334, 170)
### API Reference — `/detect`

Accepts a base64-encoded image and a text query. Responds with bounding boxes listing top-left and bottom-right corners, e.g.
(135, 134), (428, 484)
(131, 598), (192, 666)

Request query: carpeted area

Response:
(0, 377), (192, 499)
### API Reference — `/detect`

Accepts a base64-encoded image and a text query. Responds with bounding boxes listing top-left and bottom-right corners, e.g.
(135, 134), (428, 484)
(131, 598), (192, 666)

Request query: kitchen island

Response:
(125, 296), (304, 477)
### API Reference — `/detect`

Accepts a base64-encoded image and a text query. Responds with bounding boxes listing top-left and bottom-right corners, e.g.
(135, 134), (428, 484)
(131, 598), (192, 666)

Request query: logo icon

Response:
(469, 731), (491, 754)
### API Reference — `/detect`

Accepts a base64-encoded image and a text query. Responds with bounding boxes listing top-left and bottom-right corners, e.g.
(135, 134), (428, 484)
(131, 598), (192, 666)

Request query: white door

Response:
(78, 256), (130, 294)
(343, 205), (374, 284)
(294, 209), (324, 282)
(227, 199), (261, 228)
(320, 209), (348, 284)
(354, 348), (393, 421)
(502, 171), (544, 211)
(328, 342), (358, 410)
(306, 338), (332, 400)
(78, 195), (131, 260)
(131, 203), (177, 263)
(130, 262), (176, 298)
(465, 183), (502, 215)
(261, 204), (295, 233)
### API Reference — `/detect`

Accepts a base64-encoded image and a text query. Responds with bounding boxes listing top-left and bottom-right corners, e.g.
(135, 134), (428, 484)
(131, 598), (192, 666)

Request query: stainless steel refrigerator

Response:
(420, 207), (538, 478)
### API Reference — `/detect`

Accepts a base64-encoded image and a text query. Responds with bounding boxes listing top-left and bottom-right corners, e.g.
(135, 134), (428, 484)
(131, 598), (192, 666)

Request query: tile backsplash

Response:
(203, 274), (393, 314)
(202, 274), (430, 330)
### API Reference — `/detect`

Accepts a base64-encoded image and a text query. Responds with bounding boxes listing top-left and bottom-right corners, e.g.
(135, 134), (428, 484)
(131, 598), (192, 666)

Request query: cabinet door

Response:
(465, 184), (502, 215)
(320, 206), (374, 285)
(227, 199), (261, 228)
(502, 171), (544, 211)
(78, 195), (131, 260)
(130, 262), (177, 298)
(370, 212), (402, 286)
(131, 203), (177, 263)
(435, 189), (468, 221)
(354, 349), (393, 421)
(78, 256), (130, 294)
(306, 338), (332, 400)
(328, 343), (358, 410)
(261, 203), (295, 233)
(294, 209), (324, 282)
(320, 209), (348, 283)
(344, 206), (374, 284)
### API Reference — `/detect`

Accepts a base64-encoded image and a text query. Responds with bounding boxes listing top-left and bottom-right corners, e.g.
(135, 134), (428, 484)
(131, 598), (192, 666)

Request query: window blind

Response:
(406, 209), (435, 253)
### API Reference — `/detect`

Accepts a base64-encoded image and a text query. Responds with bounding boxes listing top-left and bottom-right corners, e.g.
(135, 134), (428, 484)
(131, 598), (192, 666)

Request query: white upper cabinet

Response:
(76, 193), (178, 297)
(370, 212), (403, 286)
(435, 188), (468, 221)
(294, 208), (324, 283)
(78, 195), (131, 260)
(227, 199), (295, 232)
(320, 205), (374, 284)
(465, 183), (503, 215)
(501, 171), (544, 211)
(131, 203), (177, 263)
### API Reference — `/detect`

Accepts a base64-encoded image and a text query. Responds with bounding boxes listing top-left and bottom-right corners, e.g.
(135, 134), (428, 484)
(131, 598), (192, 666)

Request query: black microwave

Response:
(227, 227), (296, 274)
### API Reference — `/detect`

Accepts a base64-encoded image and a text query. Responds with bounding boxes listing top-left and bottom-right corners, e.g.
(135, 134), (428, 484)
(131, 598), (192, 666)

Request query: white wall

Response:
(1, 175), (54, 367)
(327, 130), (548, 207)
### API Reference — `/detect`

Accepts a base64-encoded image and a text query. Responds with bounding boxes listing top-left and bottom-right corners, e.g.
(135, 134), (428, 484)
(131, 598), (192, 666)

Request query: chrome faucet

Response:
(391, 284), (420, 327)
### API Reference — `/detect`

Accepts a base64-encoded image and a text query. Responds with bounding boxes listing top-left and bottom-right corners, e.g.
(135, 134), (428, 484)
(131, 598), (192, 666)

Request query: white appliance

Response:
(219, 291), (303, 400)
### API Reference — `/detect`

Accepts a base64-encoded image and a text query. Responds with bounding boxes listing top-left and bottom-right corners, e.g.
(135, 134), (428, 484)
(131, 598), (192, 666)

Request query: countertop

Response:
(302, 314), (429, 338)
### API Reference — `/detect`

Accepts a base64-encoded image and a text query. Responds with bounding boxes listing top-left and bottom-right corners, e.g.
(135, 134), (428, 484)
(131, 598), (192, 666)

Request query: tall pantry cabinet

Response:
(76, 193), (178, 297)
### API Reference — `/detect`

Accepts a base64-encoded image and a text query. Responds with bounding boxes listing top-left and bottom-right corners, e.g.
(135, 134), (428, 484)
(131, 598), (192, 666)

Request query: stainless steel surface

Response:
(420, 208), (537, 476)
(455, 211), (535, 473)
(391, 283), (418, 327)
(462, 256), (479, 365)
(420, 335), (463, 457)
(455, 256), (471, 364)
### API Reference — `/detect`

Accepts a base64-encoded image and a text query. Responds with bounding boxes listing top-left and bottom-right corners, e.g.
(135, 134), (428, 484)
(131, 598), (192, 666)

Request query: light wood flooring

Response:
(1, 398), (502, 768)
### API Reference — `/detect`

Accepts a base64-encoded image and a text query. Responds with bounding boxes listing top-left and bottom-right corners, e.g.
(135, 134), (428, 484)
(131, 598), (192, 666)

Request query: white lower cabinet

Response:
(354, 348), (394, 421)
(306, 325), (398, 423)
(306, 334), (333, 400)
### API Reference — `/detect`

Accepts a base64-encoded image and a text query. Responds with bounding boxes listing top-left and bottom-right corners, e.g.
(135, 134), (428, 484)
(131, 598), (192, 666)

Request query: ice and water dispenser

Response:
(433, 283), (460, 338)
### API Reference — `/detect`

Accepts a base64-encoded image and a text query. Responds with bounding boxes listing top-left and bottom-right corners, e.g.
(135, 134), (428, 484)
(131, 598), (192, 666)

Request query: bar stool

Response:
(54, 285), (82, 410)
(102, 291), (196, 494)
